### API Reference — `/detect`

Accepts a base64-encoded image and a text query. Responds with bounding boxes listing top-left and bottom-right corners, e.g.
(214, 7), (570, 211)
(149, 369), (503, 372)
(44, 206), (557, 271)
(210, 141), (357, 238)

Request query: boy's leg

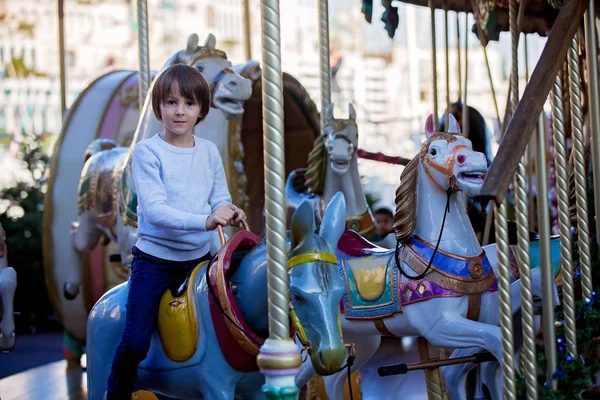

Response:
(106, 259), (173, 400)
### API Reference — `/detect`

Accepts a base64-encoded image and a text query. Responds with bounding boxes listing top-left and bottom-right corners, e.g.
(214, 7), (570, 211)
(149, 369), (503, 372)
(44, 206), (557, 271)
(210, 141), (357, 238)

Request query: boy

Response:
(106, 64), (245, 399)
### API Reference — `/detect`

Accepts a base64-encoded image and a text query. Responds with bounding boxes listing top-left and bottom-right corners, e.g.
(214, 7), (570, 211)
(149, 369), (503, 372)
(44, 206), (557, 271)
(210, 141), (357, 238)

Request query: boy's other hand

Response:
(206, 205), (247, 230)
(206, 205), (235, 230)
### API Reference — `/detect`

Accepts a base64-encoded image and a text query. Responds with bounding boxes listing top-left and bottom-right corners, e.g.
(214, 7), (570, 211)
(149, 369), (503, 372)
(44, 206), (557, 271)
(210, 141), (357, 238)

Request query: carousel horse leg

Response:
(322, 333), (381, 400)
(441, 347), (480, 400)
(479, 360), (502, 400)
(65, 213), (104, 299)
(421, 314), (503, 375)
(199, 381), (235, 400)
(0, 266), (17, 351)
(63, 331), (83, 364)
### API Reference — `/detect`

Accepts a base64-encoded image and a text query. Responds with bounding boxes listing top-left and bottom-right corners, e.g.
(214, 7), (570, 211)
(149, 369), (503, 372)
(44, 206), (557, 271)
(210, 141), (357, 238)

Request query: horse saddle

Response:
(208, 229), (266, 372)
(337, 231), (401, 319)
(157, 261), (206, 362)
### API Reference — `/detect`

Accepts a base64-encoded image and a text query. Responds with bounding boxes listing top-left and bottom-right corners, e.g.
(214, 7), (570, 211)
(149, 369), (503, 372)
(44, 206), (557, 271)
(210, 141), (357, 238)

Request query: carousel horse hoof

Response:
(63, 281), (79, 300)
(108, 253), (122, 263)
(0, 331), (16, 353)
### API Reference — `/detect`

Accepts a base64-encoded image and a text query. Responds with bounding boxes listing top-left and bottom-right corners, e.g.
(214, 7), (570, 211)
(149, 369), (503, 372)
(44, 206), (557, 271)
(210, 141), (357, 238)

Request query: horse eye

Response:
(196, 64), (204, 72)
(291, 293), (305, 303)
(429, 147), (437, 156)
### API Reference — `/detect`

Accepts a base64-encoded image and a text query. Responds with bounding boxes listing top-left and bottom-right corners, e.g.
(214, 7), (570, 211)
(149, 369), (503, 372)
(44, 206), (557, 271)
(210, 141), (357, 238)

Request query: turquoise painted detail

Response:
(529, 237), (561, 278)
(339, 252), (400, 318)
(262, 384), (299, 400)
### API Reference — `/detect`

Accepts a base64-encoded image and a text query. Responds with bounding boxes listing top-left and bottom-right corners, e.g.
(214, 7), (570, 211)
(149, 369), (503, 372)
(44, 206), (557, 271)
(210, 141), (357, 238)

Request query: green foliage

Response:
(516, 238), (600, 399)
(0, 132), (52, 330)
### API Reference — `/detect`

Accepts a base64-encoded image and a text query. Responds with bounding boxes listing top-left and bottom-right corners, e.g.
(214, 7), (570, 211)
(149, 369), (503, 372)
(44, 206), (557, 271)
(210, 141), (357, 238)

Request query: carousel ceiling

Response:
(361, 0), (560, 44)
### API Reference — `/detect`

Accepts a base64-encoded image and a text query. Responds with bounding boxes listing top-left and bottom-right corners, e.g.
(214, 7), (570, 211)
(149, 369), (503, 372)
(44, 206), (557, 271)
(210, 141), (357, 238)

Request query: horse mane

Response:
(305, 134), (326, 194)
(393, 155), (419, 243)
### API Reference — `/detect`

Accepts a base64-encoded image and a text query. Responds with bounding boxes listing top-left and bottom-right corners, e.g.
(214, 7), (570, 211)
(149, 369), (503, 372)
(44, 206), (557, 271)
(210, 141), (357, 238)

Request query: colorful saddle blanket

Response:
(337, 231), (498, 320)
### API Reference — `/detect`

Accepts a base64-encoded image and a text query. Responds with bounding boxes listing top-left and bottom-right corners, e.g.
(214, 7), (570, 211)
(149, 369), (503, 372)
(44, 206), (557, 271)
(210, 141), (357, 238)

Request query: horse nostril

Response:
(457, 154), (466, 165)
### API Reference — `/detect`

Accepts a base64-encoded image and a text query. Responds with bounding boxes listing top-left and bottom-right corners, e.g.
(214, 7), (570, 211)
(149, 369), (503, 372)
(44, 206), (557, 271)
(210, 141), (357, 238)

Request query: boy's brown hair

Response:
(151, 64), (211, 125)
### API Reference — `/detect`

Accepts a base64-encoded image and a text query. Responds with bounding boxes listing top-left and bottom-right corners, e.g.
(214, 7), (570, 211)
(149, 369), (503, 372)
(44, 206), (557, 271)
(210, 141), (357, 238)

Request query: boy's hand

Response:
(230, 207), (246, 227)
(206, 205), (247, 230)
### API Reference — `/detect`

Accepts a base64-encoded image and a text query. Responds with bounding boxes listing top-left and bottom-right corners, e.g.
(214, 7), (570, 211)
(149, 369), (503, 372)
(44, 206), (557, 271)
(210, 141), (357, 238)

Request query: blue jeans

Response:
(106, 247), (210, 400)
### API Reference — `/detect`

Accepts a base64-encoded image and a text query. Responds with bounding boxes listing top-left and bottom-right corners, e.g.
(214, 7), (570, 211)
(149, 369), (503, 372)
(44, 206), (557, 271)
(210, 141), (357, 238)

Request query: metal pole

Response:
(584, 2), (600, 245)
(568, 34), (594, 299)
(456, 12), (461, 103)
(243, 0), (252, 60)
(137, 0), (151, 111)
(536, 114), (557, 388)
(494, 200), (516, 400)
(429, 0), (439, 130)
(257, 0), (301, 397)
(443, 4), (450, 133)
(551, 73), (578, 358)
(57, 0), (66, 119)
(462, 13), (469, 137)
(318, 0), (331, 130)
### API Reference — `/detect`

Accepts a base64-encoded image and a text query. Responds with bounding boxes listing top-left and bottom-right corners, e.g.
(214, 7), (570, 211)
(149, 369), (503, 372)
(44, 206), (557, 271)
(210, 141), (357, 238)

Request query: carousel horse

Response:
(286, 103), (390, 245)
(63, 33), (253, 300)
(295, 114), (556, 400)
(87, 195), (348, 400)
(0, 223), (17, 352)
(440, 103), (495, 240)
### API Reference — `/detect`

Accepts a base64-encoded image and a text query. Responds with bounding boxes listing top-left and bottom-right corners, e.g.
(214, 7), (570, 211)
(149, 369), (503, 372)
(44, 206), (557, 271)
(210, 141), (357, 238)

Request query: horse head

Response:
(288, 192), (347, 375)
(172, 33), (252, 119)
(323, 103), (358, 176)
(420, 113), (488, 197)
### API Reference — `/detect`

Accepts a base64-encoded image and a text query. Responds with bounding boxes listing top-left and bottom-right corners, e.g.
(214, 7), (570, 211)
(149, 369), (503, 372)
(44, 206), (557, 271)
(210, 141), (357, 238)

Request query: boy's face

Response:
(375, 213), (393, 236)
(159, 85), (202, 140)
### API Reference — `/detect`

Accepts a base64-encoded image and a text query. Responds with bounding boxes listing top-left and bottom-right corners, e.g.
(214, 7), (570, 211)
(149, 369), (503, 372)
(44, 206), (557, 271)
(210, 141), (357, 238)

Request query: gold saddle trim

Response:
(157, 262), (206, 362)
(347, 257), (388, 302)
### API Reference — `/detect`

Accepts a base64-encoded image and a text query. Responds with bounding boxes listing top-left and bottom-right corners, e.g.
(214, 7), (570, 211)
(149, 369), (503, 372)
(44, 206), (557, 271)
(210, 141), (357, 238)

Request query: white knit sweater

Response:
(131, 133), (231, 261)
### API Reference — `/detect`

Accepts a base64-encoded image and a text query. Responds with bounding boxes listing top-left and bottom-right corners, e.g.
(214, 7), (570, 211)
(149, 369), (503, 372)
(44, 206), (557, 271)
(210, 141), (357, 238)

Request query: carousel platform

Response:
(0, 337), (428, 400)
(0, 359), (87, 400)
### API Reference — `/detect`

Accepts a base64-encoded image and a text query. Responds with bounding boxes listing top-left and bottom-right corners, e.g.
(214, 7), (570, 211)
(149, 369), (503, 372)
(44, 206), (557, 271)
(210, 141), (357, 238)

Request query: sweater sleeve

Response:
(208, 143), (233, 213)
(132, 143), (209, 231)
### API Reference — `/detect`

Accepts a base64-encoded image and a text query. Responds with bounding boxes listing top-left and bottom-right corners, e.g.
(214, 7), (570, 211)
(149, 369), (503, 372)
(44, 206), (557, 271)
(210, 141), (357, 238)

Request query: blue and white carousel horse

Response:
(0, 223), (16, 352)
(86, 194), (349, 400)
(296, 114), (558, 400)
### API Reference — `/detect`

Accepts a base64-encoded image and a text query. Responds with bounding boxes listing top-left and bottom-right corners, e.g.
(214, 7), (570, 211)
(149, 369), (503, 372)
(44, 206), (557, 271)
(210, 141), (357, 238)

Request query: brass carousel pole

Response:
(318, 0), (331, 128)
(257, 0), (301, 398)
(243, 0), (252, 60)
(536, 111), (558, 389)
(57, 0), (66, 118)
(584, 1), (600, 245)
(443, 2), (450, 133)
(137, 0), (151, 110)
(429, 0), (439, 130)
(568, 34), (594, 299)
(551, 71), (578, 358)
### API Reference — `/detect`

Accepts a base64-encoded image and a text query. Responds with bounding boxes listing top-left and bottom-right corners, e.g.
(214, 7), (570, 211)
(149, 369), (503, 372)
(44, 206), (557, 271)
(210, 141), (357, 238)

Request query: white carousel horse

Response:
(295, 114), (552, 400)
(286, 103), (391, 245)
(63, 33), (253, 300)
(0, 223), (17, 352)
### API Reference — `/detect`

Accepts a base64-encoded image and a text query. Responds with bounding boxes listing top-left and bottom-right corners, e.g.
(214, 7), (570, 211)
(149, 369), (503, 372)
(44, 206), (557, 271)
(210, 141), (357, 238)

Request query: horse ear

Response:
(324, 103), (335, 122)
(447, 114), (462, 134)
(291, 201), (316, 250)
(349, 104), (356, 121)
(424, 114), (436, 138)
(320, 192), (346, 251)
(205, 33), (216, 49)
(187, 34), (199, 54)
